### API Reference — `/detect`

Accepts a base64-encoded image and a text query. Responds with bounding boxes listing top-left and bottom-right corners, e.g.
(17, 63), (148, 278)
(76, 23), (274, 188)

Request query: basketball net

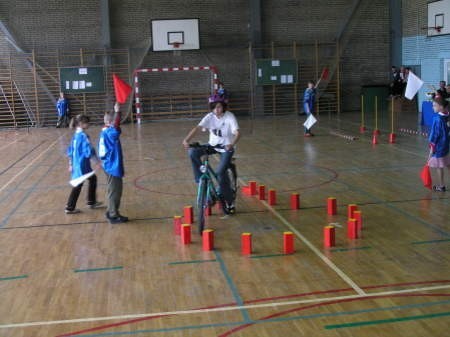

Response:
(173, 42), (181, 57)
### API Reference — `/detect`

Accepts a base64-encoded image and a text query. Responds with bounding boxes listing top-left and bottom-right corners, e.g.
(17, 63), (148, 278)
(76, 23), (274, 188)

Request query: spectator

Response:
(56, 92), (70, 128)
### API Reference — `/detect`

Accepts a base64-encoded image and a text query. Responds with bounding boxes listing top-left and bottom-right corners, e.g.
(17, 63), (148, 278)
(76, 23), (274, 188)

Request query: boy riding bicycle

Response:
(182, 94), (241, 214)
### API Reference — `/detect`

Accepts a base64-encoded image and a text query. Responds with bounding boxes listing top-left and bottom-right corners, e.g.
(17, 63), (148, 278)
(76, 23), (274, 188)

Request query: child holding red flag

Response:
(427, 97), (450, 191)
(98, 103), (128, 223)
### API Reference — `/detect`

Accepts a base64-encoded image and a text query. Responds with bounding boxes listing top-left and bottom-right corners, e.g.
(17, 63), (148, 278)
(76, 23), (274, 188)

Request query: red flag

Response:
(320, 67), (329, 80)
(113, 73), (132, 104)
(420, 164), (432, 189)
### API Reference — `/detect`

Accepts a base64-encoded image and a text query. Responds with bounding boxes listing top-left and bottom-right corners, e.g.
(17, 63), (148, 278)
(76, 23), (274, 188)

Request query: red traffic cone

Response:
(372, 134), (378, 145)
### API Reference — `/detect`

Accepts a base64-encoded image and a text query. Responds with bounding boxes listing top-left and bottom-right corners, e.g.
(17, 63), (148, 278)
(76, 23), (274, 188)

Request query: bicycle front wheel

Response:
(197, 179), (208, 235)
(227, 163), (238, 201)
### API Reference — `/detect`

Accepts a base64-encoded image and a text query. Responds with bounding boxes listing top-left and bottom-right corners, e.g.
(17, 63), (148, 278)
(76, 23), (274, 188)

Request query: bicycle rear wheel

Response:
(197, 179), (208, 234)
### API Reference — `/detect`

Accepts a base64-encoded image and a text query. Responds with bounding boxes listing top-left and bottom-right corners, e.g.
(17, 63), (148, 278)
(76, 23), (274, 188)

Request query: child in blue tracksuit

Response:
(98, 102), (128, 224)
(428, 97), (450, 192)
(56, 92), (70, 128)
(65, 115), (100, 214)
(303, 80), (316, 136)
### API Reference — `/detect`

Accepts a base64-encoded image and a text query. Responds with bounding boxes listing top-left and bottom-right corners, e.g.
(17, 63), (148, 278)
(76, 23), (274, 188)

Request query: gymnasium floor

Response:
(0, 112), (449, 337)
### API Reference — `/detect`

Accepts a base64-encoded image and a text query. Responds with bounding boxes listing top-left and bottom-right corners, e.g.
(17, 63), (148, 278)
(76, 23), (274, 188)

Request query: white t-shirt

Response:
(198, 111), (239, 151)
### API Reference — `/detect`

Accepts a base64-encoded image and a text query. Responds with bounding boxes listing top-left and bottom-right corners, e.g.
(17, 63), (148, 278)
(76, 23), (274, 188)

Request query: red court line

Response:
(218, 293), (450, 337)
(56, 279), (450, 337)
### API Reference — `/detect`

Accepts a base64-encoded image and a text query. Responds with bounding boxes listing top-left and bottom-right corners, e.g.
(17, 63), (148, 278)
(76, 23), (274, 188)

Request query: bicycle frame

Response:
(196, 157), (221, 208)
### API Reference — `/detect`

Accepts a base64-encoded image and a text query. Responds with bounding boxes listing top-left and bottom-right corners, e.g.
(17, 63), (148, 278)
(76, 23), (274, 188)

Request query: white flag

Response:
(303, 114), (317, 129)
(404, 71), (424, 100)
(70, 170), (96, 187)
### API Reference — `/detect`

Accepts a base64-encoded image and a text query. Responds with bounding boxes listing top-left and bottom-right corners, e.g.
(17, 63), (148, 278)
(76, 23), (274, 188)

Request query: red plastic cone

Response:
(372, 134), (378, 145)
(420, 164), (432, 189)
(113, 73), (132, 104)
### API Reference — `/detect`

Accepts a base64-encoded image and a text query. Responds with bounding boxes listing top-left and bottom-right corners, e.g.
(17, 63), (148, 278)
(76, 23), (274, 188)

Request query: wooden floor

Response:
(0, 112), (449, 337)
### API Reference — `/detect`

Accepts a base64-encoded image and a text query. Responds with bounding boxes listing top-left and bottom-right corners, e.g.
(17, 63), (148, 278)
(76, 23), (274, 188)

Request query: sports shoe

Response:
(88, 201), (103, 209)
(109, 215), (129, 224)
(65, 208), (81, 214)
(433, 185), (446, 192)
(223, 202), (235, 215)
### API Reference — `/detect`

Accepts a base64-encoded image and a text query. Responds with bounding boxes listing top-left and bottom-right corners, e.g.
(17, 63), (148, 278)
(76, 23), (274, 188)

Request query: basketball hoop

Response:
(171, 42), (182, 56)
(422, 25), (443, 35)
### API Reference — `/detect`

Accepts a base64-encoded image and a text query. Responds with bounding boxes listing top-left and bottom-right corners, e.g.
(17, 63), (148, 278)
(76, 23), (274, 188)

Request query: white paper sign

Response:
(70, 170), (96, 187)
(281, 75), (287, 84)
(270, 76), (277, 81)
(287, 75), (293, 83)
(303, 114), (317, 129)
(79, 68), (88, 75)
(65, 81), (70, 90)
(405, 71), (424, 100)
(258, 69), (262, 77)
(271, 60), (280, 67)
(72, 81), (79, 90)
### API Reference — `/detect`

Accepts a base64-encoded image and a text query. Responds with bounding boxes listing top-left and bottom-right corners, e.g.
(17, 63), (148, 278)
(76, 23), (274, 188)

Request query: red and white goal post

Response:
(133, 65), (219, 124)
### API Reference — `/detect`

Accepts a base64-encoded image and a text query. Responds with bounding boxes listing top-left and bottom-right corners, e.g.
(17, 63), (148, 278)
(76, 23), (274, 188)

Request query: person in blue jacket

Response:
(98, 102), (128, 224)
(65, 115), (101, 214)
(56, 92), (70, 128)
(428, 97), (450, 192)
(303, 80), (317, 136)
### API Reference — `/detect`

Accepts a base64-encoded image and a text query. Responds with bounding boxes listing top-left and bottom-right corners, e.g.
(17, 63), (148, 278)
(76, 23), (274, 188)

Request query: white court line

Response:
(0, 134), (26, 151)
(0, 283), (449, 329)
(0, 135), (65, 194)
(259, 198), (366, 295)
(236, 173), (366, 296)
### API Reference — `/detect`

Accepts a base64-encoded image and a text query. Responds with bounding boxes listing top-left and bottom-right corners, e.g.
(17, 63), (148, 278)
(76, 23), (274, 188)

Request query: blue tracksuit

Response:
(67, 129), (94, 179)
(303, 88), (316, 115)
(57, 98), (69, 117)
(428, 113), (449, 158)
(98, 126), (124, 178)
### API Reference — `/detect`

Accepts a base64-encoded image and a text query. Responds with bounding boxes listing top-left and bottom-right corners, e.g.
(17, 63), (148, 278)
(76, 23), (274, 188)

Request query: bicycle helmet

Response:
(208, 94), (225, 104)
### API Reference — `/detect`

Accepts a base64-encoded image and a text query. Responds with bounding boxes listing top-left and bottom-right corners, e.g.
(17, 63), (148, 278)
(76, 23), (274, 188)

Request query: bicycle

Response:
(189, 143), (238, 234)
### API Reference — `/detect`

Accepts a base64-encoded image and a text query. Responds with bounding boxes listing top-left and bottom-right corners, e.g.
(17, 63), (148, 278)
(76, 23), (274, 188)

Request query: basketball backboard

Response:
(427, 0), (450, 36)
(151, 19), (200, 51)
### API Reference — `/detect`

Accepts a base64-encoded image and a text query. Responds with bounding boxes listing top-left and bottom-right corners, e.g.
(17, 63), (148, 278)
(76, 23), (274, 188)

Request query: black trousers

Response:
(66, 175), (97, 211)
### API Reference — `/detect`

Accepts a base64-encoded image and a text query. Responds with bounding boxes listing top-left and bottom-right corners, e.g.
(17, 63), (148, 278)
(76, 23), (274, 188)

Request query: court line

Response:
(0, 155), (62, 228)
(3, 283), (450, 330)
(74, 266), (123, 273)
(71, 298), (450, 336)
(54, 280), (450, 336)
(0, 141), (45, 176)
(258, 197), (366, 295)
(0, 135), (65, 195)
(168, 259), (217, 265)
(329, 246), (372, 252)
(0, 133), (26, 151)
(411, 238), (450, 245)
(214, 251), (251, 322)
(0, 274), (28, 281)
(324, 311), (450, 330)
(333, 178), (450, 237)
(218, 293), (450, 337)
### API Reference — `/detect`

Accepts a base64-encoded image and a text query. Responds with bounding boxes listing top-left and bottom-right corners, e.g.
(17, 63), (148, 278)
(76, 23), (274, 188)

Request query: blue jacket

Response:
(57, 98), (69, 117)
(98, 126), (124, 178)
(67, 129), (94, 179)
(428, 113), (449, 158)
(303, 88), (316, 114)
